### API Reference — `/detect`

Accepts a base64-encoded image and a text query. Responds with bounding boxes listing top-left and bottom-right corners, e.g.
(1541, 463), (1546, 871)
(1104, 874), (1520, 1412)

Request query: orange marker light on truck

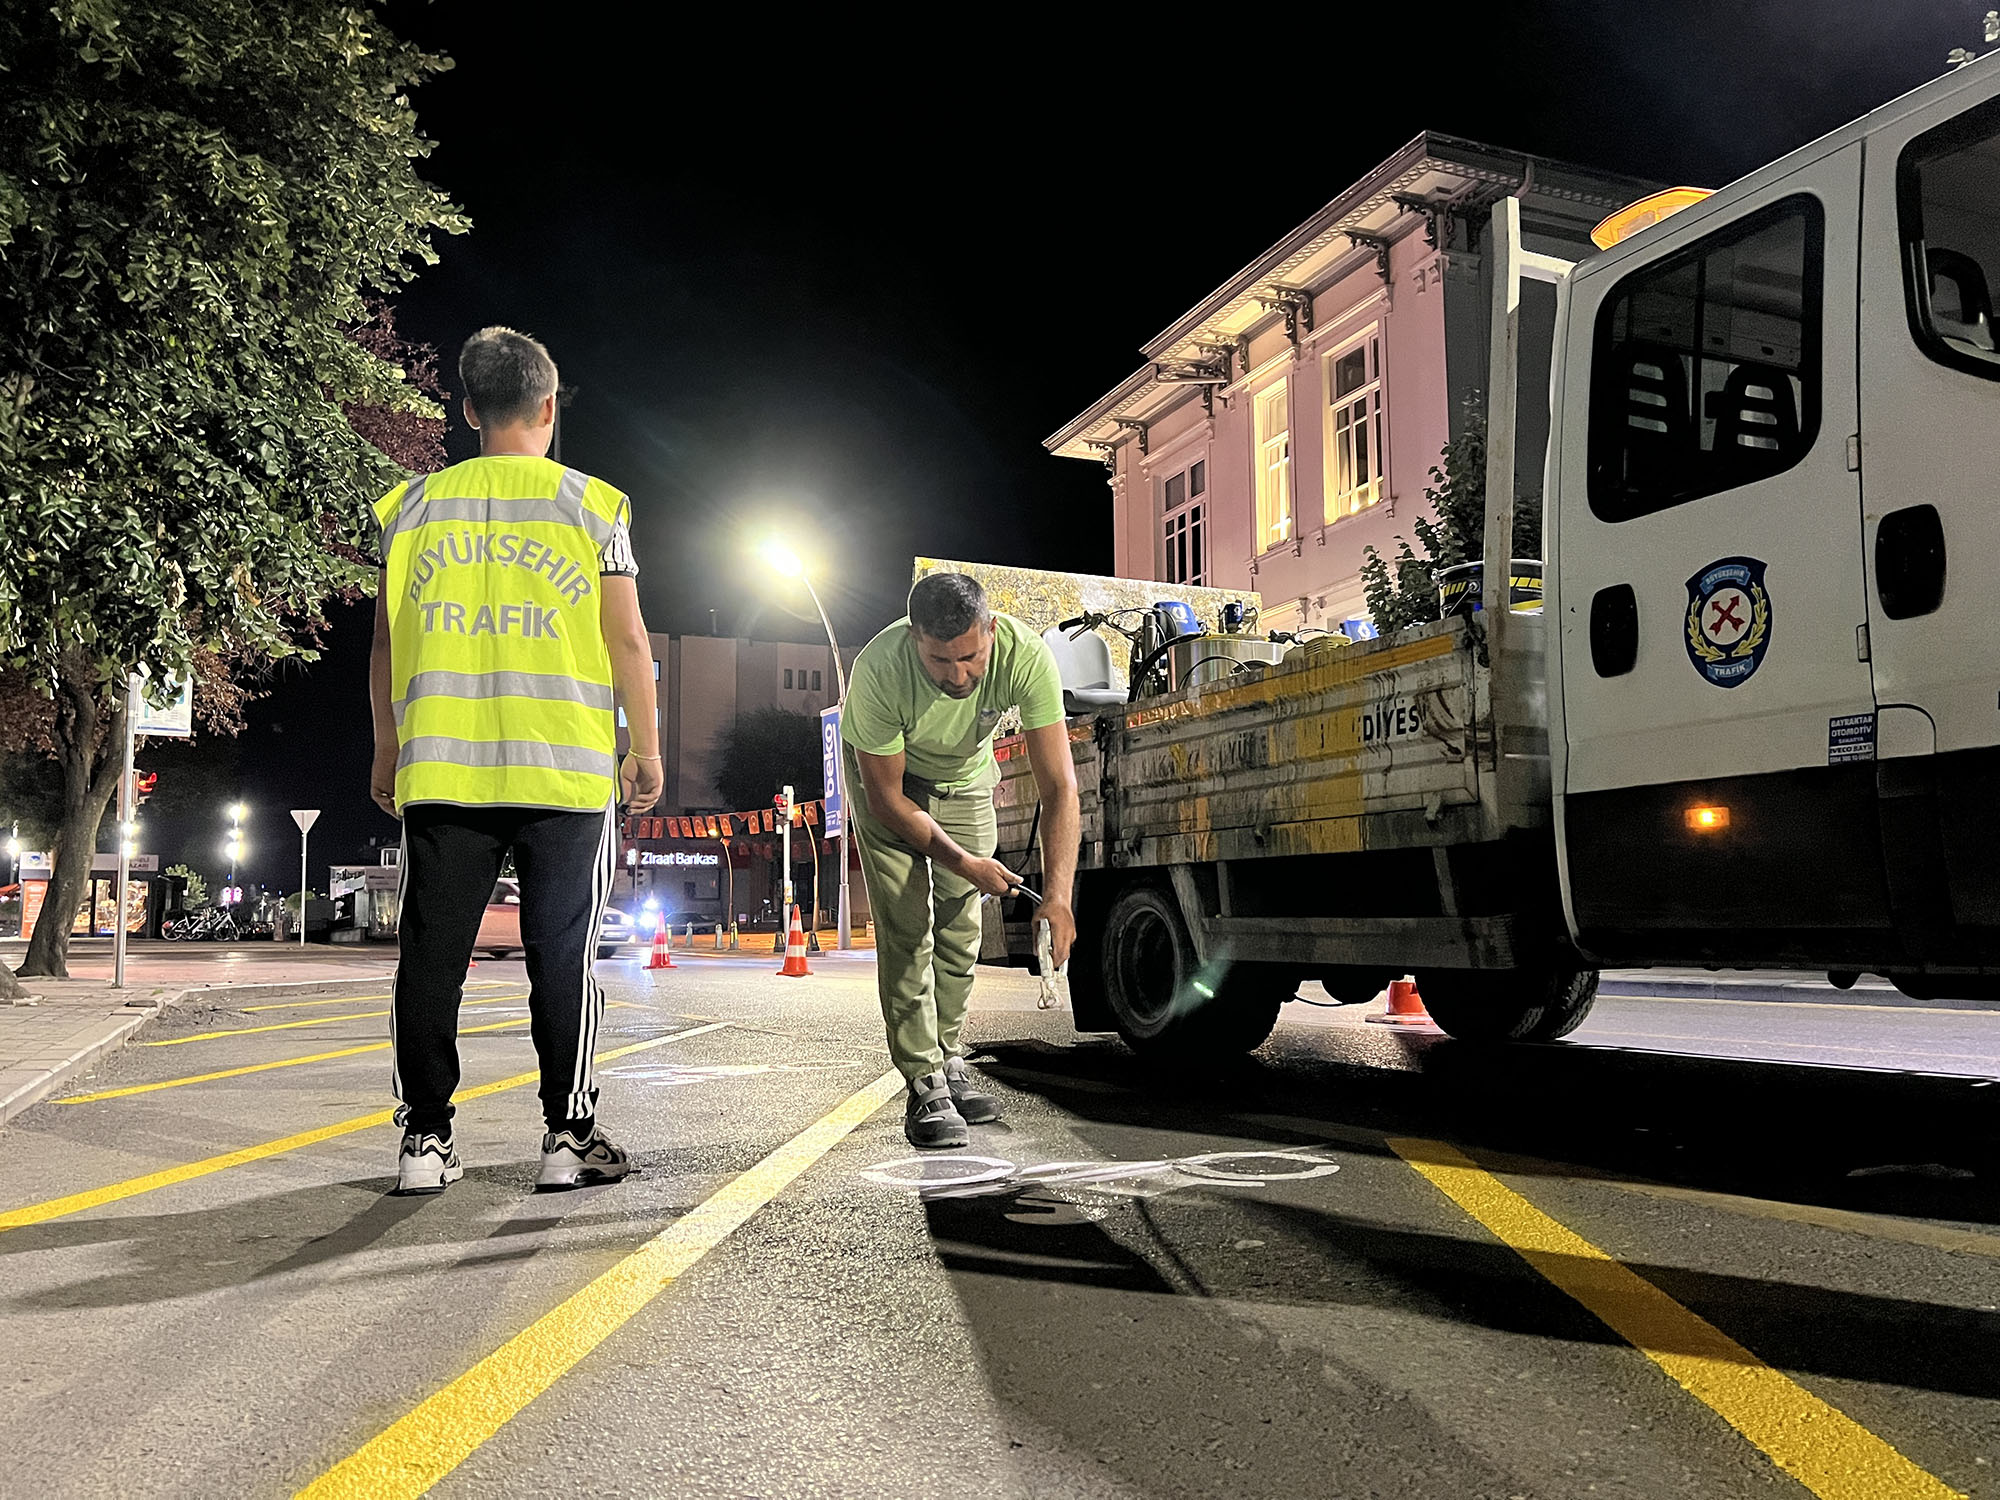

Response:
(1685, 805), (1731, 832)
(1590, 187), (1715, 249)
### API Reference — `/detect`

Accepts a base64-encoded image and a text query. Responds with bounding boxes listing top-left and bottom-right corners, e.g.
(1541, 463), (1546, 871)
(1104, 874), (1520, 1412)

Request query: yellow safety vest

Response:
(373, 454), (627, 812)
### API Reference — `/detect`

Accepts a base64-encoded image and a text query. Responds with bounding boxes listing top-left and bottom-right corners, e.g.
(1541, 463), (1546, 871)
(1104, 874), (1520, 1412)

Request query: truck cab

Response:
(1550, 54), (2000, 994)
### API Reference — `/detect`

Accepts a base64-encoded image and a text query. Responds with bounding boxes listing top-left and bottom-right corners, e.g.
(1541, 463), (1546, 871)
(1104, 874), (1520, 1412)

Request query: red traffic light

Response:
(134, 770), (158, 802)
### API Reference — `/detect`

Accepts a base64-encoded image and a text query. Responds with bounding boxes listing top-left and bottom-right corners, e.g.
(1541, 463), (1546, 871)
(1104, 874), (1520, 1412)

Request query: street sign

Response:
(820, 705), (844, 837)
(290, 810), (319, 947)
(133, 669), (194, 738)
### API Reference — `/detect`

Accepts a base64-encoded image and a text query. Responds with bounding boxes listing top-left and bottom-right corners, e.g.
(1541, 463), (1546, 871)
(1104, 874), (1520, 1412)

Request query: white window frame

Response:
(1253, 378), (1292, 549)
(1323, 324), (1386, 523)
(1159, 454), (1209, 585)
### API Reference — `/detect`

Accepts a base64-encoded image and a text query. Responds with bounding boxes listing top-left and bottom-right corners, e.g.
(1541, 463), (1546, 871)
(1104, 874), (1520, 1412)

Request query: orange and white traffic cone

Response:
(646, 914), (676, 970)
(776, 904), (812, 977)
(1366, 975), (1432, 1027)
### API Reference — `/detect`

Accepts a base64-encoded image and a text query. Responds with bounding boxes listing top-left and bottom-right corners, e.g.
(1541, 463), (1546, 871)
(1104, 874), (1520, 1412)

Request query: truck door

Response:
(1555, 145), (1892, 966)
(1856, 75), (2000, 949)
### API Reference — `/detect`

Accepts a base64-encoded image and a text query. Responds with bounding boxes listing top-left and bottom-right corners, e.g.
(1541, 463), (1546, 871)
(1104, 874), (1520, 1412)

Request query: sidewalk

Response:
(0, 946), (398, 1127)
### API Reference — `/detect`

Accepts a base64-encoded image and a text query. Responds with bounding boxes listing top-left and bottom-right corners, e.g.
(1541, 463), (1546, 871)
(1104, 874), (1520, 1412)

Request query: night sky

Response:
(157, 1), (1969, 895)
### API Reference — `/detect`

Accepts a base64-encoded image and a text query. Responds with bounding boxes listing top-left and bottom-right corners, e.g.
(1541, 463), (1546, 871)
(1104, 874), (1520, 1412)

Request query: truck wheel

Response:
(1417, 966), (1600, 1043)
(1100, 886), (1286, 1058)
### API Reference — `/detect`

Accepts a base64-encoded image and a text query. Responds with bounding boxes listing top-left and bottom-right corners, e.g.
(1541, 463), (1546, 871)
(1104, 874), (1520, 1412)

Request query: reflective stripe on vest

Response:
(375, 455), (627, 812)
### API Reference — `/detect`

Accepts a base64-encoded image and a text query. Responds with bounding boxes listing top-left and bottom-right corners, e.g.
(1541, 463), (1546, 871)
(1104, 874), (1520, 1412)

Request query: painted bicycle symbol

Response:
(858, 1148), (1341, 1206)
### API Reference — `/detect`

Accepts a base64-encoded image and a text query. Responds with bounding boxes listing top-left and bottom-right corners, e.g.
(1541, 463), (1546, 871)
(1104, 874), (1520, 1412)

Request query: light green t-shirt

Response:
(841, 612), (1065, 791)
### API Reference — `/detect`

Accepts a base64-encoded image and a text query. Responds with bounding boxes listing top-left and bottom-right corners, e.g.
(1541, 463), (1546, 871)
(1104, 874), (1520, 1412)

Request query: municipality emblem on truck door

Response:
(1684, 556), (1772, 688)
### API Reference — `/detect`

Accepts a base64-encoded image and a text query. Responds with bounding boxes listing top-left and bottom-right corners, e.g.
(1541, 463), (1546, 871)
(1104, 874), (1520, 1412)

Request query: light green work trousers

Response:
(849, 757), (998, 1083)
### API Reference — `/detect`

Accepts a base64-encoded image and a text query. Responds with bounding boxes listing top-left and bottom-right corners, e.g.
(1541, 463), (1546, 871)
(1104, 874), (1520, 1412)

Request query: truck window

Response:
(1901, 95), (2000, 379)
(1587, 195), (1823, 521)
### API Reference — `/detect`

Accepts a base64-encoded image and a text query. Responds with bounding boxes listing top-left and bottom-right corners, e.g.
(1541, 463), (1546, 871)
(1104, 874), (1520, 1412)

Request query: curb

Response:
(0, 975), (397, 1129)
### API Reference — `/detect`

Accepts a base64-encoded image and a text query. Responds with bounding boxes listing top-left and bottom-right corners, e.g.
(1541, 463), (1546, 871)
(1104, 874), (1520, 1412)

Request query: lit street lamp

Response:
(760, 539), (851, 949)
(224, 803), (246, 905)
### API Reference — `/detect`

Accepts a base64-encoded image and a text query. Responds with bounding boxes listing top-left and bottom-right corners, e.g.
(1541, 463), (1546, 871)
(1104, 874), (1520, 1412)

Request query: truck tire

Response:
(1100, 885), (1287, 1058)
(1416, 965), (1600, 1043)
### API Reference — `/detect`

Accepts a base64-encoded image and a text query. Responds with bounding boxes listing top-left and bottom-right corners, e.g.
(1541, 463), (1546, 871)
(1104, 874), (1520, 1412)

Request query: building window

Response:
(783, 668), (794, 689)
(1588, 195), (1822, 521)
(1324, 329), (1385, 521)
(811, 670), (822, 691)
(652, 659), (661, 680)
(1253, 380), (1292, 548)
(1160, 457), (1207, 585)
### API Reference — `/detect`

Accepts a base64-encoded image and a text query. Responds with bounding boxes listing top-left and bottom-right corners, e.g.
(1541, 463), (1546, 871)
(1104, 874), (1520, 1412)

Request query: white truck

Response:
(990, 55), (2000, 1055)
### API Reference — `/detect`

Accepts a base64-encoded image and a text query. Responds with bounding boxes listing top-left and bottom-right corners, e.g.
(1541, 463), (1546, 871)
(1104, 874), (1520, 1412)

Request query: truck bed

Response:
(988, 613), (1559, 975)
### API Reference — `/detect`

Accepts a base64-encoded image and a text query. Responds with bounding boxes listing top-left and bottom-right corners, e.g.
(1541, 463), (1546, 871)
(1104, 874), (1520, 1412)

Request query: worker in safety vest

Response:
(843, 572), (1080, 1147)
(369, 326), (662, 1195)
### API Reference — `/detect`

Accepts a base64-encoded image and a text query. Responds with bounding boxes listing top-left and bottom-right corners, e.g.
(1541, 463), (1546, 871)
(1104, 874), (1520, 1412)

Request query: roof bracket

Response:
(1394, 194), (1448, 250)
(1346, 232), (1392, 285)
(1114, 418), (1150, 456)
(1254, 286), (1314, 349)
(1085, 439), (1118, 474)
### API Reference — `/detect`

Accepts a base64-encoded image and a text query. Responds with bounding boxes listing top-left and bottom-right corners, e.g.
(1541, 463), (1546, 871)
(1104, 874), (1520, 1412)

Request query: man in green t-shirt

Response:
(843, 572), (1080, 1148)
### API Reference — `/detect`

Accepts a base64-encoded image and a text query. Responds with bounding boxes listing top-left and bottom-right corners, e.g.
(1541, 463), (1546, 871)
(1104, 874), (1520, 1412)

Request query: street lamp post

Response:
(762, 541), (852, 950)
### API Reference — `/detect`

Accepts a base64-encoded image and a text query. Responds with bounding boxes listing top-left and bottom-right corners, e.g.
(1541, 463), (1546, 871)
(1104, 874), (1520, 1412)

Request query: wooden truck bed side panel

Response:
(992, 618), (1490, 873)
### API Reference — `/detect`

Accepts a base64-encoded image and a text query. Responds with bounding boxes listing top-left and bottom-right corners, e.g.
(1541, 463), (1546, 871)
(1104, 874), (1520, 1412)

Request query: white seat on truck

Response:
(1041, 626), (1125, 716)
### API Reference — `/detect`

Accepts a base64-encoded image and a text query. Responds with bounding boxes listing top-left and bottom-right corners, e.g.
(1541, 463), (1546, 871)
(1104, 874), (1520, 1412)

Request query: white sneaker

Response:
(536, 1123), (633, 1190)
(396, 1130), (464, 1195)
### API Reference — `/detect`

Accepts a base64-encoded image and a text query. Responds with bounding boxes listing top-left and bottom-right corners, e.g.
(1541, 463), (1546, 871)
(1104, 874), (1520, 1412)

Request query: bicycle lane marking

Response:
(1387, 1136), (1964, 1500)
(0, 1022), (730, 1234)
(293, 1067), (905, 1500)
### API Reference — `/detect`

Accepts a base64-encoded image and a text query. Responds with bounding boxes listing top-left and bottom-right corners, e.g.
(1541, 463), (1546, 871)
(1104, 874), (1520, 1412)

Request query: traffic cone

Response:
(776, 904), (812, 977)
(646, 914), (676, 970)
(1366, 975), (1432, 1027)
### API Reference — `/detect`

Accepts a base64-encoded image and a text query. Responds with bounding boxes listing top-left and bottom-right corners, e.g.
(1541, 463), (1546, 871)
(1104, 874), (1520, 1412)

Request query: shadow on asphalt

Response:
(970, 1031), (2000, 1224)
(0, 1159), (712, 1310)
(910, 1031), (2000, 1450)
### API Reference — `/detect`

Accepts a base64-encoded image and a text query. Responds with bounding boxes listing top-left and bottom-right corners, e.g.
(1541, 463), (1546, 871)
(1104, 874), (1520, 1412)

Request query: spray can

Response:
(1035, 918), (1068, 1010)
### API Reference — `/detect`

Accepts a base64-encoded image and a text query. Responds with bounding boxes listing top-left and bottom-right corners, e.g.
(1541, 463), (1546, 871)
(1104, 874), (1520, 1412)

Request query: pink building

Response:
(1046, 135), (1658, 635)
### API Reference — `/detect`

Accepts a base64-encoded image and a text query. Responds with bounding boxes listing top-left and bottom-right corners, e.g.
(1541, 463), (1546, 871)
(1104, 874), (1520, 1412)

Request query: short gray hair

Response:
(459, 326), (558, 426)
(909, 572), (990, 641)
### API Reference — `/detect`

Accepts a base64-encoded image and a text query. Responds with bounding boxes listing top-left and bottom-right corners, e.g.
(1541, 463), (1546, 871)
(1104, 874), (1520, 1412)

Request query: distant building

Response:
(616, 632), (862, 925)
(1046, 134), (1660, 635)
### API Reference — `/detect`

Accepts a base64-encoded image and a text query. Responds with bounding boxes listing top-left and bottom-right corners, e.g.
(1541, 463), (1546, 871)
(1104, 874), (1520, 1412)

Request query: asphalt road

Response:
(0, 958), (1995, 1499)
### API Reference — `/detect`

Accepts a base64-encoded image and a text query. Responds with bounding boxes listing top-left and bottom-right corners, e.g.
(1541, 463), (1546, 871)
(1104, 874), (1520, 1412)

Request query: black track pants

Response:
(391, 802), (615, 1137)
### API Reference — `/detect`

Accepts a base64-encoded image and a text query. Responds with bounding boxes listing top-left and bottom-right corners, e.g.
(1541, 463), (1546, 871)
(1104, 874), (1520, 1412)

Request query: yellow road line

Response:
(242, 991), (395, 1011)
(61, 1000), (644, 1105)
(1467, 1146), (2000, 1262)
(1388, 1137), (1964, 1500)
(143, 995), (516, 1048)
(296, 1067), (903, 1500)
(0, 1023), (730, 1234)
(241, 983), (514, 1012)
(56, 1015), (538, 1105)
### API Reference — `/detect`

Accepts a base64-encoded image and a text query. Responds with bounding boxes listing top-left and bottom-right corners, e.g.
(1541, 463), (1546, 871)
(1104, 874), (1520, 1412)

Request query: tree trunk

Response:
(17, 672), (127, 980)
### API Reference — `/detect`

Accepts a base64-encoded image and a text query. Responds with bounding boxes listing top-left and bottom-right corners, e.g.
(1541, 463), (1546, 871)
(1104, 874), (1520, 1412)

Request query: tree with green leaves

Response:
(712, 707), (825, 815)
(0, 4), (464, 988)
(165, 863), (207, 910)
(1358, 400), (1543, 635)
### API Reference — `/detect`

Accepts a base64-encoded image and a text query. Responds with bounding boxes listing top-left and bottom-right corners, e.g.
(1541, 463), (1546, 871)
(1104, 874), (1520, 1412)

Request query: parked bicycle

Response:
(162, 906), (240, 942)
